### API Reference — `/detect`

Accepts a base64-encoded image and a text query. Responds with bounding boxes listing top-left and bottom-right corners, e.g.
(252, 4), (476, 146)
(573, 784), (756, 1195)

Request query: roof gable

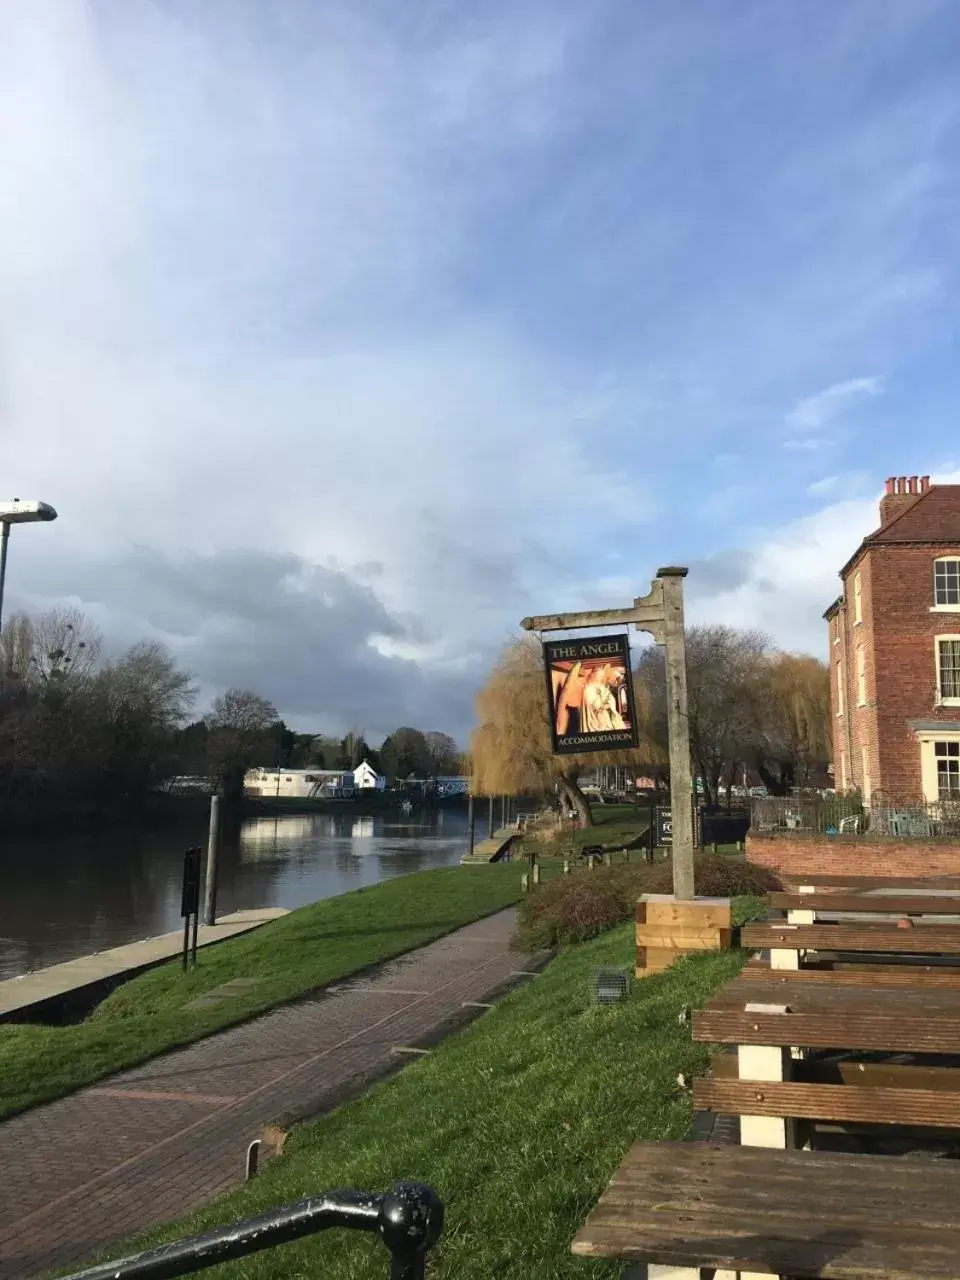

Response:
(868, 484), (960, 543)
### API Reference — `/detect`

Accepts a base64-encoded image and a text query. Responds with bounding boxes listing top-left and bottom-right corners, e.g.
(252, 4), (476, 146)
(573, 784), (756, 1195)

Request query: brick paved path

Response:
(0, 908), (541, 1278)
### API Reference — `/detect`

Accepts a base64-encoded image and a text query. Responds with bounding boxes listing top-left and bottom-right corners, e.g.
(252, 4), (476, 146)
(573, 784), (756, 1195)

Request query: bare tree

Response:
(205, 688), (279, 806)
(26, 606), (103, 688)
(637, 626), (771, 808)
(98, 641), (197, 731)
(470, 637), (663, 825)
(424, 730), (458, 776)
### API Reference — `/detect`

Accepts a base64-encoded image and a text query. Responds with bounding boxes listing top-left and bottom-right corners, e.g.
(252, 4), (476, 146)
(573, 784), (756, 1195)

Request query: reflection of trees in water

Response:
(2, 807), (474, 977)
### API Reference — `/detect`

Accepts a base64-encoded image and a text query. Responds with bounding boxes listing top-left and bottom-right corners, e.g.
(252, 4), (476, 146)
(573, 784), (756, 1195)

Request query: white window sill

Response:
(936, 698), (960, 708)
(931, 605), (960, 613)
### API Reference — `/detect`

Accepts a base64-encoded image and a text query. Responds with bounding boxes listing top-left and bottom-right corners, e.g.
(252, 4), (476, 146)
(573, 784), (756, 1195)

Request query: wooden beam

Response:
(742, 922), (960, 955)
(769, 893), (960, 916)
(693, 1008), (960, 1053)
(737, 965), (960, 988)
(711, 1052), (960, 1092)
(694, 1078), (960, 1128)
(520, 581), (665, 635)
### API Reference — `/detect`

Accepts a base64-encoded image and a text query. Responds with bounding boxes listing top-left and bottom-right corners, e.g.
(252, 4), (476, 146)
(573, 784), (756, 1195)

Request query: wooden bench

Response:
(692, 977), (960, 1145)
(571, 1140), (960, 1279)
(740, 921), (960, 970)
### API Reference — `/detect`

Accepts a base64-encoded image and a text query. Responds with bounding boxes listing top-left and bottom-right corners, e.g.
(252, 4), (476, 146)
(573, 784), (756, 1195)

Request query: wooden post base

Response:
(636, 894), (732, 977)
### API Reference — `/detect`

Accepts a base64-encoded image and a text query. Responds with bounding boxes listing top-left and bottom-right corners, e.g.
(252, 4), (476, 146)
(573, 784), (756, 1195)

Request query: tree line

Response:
(0, 607), (464, 829)
(470, 625), (830, 823)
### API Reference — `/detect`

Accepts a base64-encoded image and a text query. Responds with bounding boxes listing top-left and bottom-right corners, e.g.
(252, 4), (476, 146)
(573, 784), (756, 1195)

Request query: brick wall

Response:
(748, 833), (960, 881)
(871, 543), (960, 796)
(830, 541), (960, 800)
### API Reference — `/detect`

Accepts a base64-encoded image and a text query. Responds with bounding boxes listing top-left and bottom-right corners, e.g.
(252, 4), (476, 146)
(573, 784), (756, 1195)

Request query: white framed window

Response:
(856, 645), (866, 705)
(937, 636), (960, 704)
(933, 558), (960, 610)
(861, 745), (871, 801)
(853, 572), (863, 625)
(840, 749), (848, 791)
(836, 661), (844, 716)
(936, 741), (960, 799)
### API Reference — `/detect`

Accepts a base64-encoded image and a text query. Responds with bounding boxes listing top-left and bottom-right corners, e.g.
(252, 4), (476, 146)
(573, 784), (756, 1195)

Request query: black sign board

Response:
(181, 847), (202, 919)
(654, 806), (701, 848)
(543, 633), (639, 756)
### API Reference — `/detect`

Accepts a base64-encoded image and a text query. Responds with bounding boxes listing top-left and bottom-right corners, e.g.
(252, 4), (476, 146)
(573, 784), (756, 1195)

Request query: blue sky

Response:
(2, 1), (960, 741)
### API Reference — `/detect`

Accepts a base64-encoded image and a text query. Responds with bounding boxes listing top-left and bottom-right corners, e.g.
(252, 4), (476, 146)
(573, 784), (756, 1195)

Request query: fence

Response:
(751, 792), (960, 840)
(61, 1182), (443, 1280)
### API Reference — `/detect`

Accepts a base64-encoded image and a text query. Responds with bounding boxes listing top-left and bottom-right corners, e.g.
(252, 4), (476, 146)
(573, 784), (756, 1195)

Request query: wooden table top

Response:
(571, 1140), (960, 1277)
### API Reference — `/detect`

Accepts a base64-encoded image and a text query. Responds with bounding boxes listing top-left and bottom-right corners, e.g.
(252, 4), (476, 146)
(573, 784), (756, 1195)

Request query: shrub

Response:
(512, 855), (781, 951)
(643, 854), (782, 898)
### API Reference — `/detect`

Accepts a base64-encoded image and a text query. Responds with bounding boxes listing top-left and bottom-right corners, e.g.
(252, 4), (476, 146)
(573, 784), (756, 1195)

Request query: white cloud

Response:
(687, 468), (960, 657)
(786, 377), (885, 432)
(806, 475), (840, 496)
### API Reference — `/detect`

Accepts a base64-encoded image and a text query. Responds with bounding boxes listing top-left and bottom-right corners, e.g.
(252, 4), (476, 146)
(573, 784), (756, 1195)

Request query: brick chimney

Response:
(879, 475), (930, 526)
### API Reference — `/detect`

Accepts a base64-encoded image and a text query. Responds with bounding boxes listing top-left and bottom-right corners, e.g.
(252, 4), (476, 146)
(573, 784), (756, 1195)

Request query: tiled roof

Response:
(838, 484), (960, 578)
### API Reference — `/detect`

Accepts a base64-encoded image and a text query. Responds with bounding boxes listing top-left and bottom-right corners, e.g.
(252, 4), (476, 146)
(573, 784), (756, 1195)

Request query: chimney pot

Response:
(885, 478), (895, 494)
(909, 475), (919, 493)
(921, 475), (930, 492)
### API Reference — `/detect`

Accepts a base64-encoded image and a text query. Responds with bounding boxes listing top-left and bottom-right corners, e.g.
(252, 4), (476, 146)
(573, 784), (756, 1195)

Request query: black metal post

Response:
(488, 794), (494, 837)
(467, 793), (475, 855)
(191, 907), (199, 967)
(182, 916), (190, 973)
(61, 1182), (444, 1280)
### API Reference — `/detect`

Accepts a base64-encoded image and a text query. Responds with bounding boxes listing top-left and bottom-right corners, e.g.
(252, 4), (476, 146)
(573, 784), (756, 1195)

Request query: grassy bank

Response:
(104, 923), (747, 1279)
(0, 865), (524, 1121)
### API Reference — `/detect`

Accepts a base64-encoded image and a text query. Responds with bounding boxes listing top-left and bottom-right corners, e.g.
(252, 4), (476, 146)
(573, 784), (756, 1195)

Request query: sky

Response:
(2, 1), (960, 745)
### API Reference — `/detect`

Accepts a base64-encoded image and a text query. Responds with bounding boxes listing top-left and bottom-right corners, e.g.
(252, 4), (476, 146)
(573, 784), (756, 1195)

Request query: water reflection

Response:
(0, 807), (491, 979)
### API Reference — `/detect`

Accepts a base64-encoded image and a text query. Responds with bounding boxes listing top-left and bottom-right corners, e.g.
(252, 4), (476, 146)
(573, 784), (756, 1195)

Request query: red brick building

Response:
(825, 476), (960, 804)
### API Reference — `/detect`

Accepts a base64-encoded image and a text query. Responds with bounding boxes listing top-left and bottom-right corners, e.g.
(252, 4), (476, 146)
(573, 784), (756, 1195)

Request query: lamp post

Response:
(0, 500), (58, 637)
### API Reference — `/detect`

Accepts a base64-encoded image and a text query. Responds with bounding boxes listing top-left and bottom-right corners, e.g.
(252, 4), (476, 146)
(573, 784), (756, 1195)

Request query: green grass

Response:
(97, 924), (747, 1280)
(519, 804), (650, 861)
(0, 865), (525, 1122)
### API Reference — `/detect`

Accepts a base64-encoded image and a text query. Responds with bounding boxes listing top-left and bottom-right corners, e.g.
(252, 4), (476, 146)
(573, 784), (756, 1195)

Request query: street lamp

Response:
(0, 499), (58, 636)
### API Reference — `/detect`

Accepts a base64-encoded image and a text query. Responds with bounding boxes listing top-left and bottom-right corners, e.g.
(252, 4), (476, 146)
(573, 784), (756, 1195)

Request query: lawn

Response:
(0, 864), (526, 1121)
(97, 923), (748, 1280)
(518, 803), (651, 861)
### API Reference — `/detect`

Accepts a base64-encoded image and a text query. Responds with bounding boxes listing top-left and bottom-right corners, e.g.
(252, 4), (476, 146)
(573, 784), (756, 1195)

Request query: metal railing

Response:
(61, 1182), (443, 1280)
(751, 792), (960, 840)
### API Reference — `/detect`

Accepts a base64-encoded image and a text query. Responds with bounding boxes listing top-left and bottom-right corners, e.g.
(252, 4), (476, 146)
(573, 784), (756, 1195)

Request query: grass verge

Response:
(0, 865), (524, 1121)
(98, 923), (747, 1280)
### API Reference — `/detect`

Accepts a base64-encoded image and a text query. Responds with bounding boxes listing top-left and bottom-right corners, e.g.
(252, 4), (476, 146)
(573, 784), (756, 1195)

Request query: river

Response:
(0, 808), (493, 980)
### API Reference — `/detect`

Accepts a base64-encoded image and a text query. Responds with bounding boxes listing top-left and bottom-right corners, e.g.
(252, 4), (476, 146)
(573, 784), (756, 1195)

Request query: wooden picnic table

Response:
(741, 921), (960, 964)
(571, 1140), (960, 1278)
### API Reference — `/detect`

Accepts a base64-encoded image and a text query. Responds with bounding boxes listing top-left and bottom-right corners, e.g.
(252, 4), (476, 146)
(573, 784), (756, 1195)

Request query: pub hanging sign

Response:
(543, 634), (639, 755)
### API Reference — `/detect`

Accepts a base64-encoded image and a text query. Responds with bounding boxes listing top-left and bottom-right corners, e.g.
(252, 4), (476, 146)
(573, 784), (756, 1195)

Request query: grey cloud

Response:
(685, 549), (760, 598)
(11, 543), (488, 743)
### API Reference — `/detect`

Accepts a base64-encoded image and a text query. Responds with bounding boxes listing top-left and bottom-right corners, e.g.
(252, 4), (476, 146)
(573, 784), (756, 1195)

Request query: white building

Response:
(244, 762), (386, 798)
(353, 760), (386, 790)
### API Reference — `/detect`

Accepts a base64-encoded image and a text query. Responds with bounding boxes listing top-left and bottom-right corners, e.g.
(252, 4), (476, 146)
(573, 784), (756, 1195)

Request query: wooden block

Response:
(637, 924), (732, 950)
(636, 946), (682, 973)
(638, 897), (732, 929)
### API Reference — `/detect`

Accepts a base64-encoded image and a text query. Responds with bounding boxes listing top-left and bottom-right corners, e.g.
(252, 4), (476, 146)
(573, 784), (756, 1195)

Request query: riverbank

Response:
(103, 926), (748, 1279)
(0, 865), (525, 1121)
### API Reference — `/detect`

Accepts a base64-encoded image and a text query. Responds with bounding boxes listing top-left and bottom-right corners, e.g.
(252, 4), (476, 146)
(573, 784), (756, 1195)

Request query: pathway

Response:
(0, 908), (544, 1278)
(0, 909), (290, 1019)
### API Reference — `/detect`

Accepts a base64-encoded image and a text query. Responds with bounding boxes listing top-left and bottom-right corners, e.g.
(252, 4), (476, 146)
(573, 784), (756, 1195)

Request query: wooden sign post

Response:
(522, 566), (695, 900)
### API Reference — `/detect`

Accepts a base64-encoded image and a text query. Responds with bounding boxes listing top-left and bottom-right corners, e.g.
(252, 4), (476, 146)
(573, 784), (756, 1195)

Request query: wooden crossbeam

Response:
(694, 1078), (960, 1128)
(693, 1008), (960, 1053)
(769, 892), (960, 915)
(710, 1052), (960, 1092)
(737, 966), (960, 988)
(741, 922), (960, 955)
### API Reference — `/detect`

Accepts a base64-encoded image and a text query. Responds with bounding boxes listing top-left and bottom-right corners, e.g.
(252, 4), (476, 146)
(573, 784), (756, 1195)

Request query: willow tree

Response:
(470, 636), (663, 825)
(755, 652), (831, 793)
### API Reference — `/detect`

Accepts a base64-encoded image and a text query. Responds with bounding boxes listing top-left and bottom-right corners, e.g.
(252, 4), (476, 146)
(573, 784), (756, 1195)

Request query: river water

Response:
(0, 808), (492, 980)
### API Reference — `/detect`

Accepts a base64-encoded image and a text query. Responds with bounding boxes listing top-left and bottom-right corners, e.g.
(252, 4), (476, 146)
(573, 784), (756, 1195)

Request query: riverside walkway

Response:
(0, 909), (290, 1020)
(0, 907), (546, 1278)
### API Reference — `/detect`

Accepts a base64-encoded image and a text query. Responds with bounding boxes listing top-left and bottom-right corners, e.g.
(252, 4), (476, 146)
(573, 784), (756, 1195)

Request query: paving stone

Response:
(0, 908), (544, 1279)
